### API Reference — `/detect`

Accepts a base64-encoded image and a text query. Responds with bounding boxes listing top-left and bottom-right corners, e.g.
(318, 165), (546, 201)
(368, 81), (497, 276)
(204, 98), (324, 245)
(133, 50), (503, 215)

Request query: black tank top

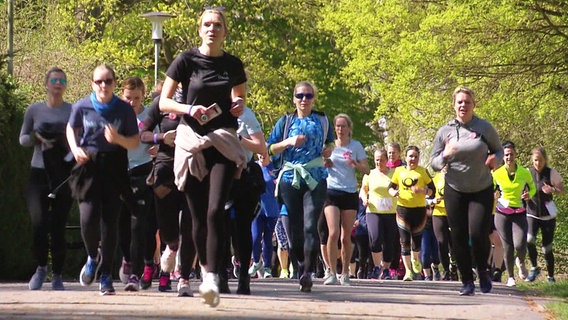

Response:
(527, 166), (553, 218)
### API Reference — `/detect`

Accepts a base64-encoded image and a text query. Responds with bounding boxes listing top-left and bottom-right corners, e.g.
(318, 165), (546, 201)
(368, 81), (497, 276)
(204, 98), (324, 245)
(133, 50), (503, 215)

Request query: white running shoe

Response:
(506, 277), (516, 287)
(199, 272), (220, 307)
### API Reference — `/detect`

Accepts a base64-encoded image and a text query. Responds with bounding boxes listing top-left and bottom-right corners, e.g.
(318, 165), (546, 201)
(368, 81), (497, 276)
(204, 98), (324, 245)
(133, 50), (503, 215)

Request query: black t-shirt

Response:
(166, 47), (247, 135)
(141, 97), (179, 162)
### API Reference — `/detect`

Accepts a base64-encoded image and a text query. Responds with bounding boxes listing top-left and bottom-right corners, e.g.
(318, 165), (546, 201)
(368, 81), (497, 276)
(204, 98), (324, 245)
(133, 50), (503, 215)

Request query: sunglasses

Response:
(294, 93), (314, 100)
(49, 78), (67, 85)
(93, 78), (114, 86)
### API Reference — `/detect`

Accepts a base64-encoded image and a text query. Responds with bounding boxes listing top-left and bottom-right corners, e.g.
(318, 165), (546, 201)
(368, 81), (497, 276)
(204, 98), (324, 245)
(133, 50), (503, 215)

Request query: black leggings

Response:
(432, 215), (451, 271)
(366, 213), (397, 263)
(184, 148), (236, 273)
(527, 217), (556, 277)
(494, 211), (527, 279)
(26, 168), (72, 274)
(444, 184), (493, 283)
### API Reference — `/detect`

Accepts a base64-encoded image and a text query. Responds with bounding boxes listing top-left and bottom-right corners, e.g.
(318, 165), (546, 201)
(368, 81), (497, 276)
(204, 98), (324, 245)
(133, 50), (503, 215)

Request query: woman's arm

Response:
(66, 123), (89, 164)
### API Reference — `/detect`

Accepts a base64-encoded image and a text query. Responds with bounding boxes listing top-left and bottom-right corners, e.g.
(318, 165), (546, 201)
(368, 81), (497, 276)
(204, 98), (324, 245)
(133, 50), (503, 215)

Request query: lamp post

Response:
(140, 12), (175, 87)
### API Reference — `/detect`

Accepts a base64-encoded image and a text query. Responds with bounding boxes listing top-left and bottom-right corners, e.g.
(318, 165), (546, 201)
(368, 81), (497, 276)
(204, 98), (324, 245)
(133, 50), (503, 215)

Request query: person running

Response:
(388, 146), (435, 281)
(249, 152), (280, 280)
(267, 81), (334, 292)
(359, 149), (398, 280)
(117, 77), (156, 292)
(20, 67), (73, 290)
(421, 203), (441, 280)
(430, 86), (503, 296)
(275, 206), (291, 278)
(159, 8), (247, 307)
(140, 90), (196, 296)
(386, 142), (405, 279)
(322, 113), (369, 286)
(492, 141), (536, 287)
(526, 147), (563, 283)
(66, 64), (139, 295)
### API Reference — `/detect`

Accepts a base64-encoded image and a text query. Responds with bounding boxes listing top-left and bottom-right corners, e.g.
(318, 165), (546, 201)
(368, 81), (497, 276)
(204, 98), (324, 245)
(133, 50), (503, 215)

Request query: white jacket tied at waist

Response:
(173, 121), (247, 191)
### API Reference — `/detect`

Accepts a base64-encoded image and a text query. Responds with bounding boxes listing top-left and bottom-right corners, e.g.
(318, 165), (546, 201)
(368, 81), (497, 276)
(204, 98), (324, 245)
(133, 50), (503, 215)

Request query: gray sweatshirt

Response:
(430, 115), (503, 193)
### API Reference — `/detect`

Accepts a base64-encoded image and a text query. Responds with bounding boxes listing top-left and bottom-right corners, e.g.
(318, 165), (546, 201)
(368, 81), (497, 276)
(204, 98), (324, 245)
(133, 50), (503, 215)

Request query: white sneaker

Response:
(323, 268), (332, 281)
(323, 273), (338, 285)
(199, 272), (220, 307)
(506, 277), (516, 287)
(248, 261), (263, 276)
(263, 270), (273, 278)
(160, 246), (177, 273)
(177, 278), (193, 297)
(339, 274), (351, 286)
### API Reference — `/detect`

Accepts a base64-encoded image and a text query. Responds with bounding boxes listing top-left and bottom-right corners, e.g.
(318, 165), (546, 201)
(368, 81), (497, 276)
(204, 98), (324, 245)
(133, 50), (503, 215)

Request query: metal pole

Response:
(153, 39), (160, 87)
(7, 0), (14, 75)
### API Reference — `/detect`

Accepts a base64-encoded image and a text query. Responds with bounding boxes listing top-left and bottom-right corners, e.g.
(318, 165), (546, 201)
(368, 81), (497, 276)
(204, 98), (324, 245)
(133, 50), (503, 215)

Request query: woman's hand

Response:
(163, 130), (176, 146)
(485, 154), (498, 170)
(72, 147), (90, 165)
(230, 97), (244, 117)
(287, 135), (307, 147)
(34, 132), (56, 149)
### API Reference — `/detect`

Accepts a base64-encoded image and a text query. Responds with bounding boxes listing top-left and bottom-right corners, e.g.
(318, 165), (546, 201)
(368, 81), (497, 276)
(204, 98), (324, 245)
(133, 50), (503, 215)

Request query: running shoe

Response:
(160, 246), (177, 273)
(432, 264), (441, 281)
(119, 258), (132, 284)
(263, 269), (273, 279)
(547, 276), (555, 283)
(199, 272), (220, 307)
(381, 268), (392, 280)
(389, 268), (399, 280)
(339, 274), (351, 286)
(280, 269), (290, 279)
(51, 274), (64, 291)
(403, 271), (413, 281)
(412, 259), (422, 275)
(478, 270), (492, 293)
(299, 274), (313, 292)
(29, 266), (47, 290)
(231, 256), (240, 279)
(442, 271), (451, 281)
(369, 266), (382, 280)
(527, 267), (541, 282)
(323, 273), (337, 285)
(248, 261), (263, 277)
(99, 274), (115, 296)
(459, 281), (475, 296)
(357, 268), (365, 279)
(322, 267), (332, 281)
(125, 274), (140, 292)
(424, 276), (432, 281)
(158, 271), (172, 292)
(177, 278), (193, 297)
(491, 268), (502, 282)
(506, 277), (516, 287)
(80, 256), (100, 286)
(140, 264), (155, 290)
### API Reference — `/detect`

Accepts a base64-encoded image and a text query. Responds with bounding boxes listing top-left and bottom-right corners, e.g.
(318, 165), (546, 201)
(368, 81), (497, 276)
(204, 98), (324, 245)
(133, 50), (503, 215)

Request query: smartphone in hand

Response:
(197, 103), (222, 125)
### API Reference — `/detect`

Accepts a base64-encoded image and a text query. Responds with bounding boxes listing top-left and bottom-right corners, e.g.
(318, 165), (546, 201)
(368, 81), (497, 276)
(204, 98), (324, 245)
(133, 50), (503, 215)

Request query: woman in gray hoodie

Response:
(430, 87), (502, 296)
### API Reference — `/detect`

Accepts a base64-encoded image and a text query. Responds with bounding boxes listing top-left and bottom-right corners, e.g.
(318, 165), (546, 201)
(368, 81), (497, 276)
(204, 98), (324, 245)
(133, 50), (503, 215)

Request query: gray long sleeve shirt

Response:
(430, 115), (503, 193)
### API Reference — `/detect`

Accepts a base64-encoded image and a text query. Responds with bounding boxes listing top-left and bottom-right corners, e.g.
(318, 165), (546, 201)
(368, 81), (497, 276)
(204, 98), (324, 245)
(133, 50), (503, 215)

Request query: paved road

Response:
(0, 278), (552, 319)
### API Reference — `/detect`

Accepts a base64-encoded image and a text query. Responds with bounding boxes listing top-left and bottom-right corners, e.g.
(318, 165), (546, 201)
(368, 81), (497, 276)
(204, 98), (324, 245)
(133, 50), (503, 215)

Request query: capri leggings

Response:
(494, 211), (528, 279)
(275, 217), (289, 250)
(366, 213), (397, 263)
(396, 206), (427, 255)
(527, 217), (556, 278)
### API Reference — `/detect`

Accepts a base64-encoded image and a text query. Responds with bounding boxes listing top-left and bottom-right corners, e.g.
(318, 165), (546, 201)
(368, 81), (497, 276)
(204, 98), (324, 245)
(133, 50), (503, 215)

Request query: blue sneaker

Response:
(80, 256), (100, 286)
(99, 274), (115, 296)
(527, 267), (541, 282)
(369, 266), (381, 280)
(459, 281), (475, 296)
(381, 268), (392, 280)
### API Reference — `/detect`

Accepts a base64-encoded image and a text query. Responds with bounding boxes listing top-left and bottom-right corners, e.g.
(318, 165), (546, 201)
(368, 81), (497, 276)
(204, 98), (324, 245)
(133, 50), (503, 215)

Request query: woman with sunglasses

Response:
(20, 67), (73, 291)
(66, 64), (139, 295)
(492, 141), (536, 287)
(267, 81), (335, 292)
(388, 146), (435, 281)
(159, 8), (247, 307)
(526, 147), (564, 283)
(321, 113), (369, 286)
(430, 87), (503, 296)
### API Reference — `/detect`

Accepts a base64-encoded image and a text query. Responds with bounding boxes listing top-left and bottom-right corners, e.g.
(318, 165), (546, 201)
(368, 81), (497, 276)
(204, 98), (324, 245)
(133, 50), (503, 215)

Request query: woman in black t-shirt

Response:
(159, 8), (247, 307)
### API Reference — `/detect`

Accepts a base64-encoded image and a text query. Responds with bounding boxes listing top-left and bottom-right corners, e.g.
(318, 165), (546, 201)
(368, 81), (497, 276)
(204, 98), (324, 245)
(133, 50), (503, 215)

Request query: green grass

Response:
(518, 278), (568, 320)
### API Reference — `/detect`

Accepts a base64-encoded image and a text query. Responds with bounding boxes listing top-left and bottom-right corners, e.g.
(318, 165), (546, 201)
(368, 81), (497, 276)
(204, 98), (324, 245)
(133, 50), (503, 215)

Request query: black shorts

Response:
(324, 189), (359, 211)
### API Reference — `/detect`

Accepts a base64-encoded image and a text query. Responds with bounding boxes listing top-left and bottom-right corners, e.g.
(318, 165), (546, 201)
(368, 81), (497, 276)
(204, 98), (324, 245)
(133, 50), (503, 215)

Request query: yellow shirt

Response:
(362, 168), (397, 214)
(431, 172), (446, 217)
(391, 165), (432, 208)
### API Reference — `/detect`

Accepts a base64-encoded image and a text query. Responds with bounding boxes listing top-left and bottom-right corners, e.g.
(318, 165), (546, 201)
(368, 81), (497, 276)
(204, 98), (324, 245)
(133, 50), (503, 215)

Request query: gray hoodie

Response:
(430, 115), (503, 193)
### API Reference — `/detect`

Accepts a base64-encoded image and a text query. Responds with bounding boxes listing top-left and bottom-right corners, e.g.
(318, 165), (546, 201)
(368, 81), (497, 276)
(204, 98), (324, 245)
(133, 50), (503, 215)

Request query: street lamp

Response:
(140, 12), (175, 87)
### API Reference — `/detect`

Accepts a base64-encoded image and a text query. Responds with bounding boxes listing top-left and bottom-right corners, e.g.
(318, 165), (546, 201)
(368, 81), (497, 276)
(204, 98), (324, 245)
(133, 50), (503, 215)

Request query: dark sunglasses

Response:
(49, 78), (67, 85)
(294, 93), (314, 100)
(93, 78), (114, 86)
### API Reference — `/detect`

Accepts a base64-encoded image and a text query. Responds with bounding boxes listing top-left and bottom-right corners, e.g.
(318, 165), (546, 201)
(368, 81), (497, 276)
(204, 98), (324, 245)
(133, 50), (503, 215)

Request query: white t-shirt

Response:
(237, 106), (263, 162)
(326, 139), (367, 193)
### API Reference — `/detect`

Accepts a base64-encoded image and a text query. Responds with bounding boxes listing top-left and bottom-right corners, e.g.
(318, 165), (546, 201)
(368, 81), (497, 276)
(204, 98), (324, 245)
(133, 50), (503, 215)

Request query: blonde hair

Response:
(334, 113), (353, 137)
(294, 80), (318, 99)
(198, 8), (229, 37)
(452, 86), (476, 106)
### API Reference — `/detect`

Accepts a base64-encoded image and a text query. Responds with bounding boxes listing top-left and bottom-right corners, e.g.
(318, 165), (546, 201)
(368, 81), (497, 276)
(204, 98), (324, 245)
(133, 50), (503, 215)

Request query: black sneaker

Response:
(491, 268), (502, 282)
(459, 281), (475, 296)
(479, 270), (492, 293)
(299, 274), (313, 292)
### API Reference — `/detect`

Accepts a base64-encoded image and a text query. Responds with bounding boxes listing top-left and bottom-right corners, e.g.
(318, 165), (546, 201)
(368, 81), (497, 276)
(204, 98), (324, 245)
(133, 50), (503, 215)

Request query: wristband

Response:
(153, 133), (159, 144)
(187, 104), (194, 115)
